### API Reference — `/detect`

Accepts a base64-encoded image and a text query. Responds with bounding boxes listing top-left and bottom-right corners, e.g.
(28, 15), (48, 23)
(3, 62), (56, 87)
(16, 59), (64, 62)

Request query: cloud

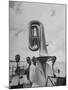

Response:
(9, 1), (22, 14)
(9, 1), (15, 8)
(9, 2), (65, 63)
(10, 27), (24, 37)
(15, 2), (22, 14)
(50, 8), (56, 16)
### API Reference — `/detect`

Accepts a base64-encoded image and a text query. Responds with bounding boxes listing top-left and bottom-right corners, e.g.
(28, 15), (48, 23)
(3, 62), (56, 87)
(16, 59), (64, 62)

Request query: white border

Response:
(0, 0), (68, 90)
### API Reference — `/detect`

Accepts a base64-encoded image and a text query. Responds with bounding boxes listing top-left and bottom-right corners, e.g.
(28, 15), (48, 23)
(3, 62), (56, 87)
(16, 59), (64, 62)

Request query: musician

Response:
(29, 56), (46, 87)
(30, 56), (54, 87)
(26, 57), (31, 80)
(29, 56), (38, 87)
(15, 54), (20, 75)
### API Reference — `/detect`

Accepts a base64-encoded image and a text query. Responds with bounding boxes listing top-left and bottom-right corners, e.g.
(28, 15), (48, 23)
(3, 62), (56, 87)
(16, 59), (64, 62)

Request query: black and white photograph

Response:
(9, 1), (66, 89)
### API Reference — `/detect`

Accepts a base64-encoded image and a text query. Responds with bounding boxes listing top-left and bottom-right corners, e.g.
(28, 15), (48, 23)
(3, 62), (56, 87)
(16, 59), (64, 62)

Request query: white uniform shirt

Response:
(29, 63), (36, 82)
(29, 61), (46, 87)
(29, 61), (53, 87)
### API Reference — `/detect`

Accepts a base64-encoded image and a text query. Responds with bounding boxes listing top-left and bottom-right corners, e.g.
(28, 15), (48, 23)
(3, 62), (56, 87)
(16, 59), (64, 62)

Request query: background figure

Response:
(26, 57), (31, 80)
(15, 54), (20, 75)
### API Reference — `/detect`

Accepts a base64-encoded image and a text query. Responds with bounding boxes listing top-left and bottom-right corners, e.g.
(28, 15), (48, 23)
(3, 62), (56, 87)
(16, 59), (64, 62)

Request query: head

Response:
(32, 56), (36, 66)
(15, 54), (20, 63)
(52, 56), (56, 64)
(26, 57), (31, 66)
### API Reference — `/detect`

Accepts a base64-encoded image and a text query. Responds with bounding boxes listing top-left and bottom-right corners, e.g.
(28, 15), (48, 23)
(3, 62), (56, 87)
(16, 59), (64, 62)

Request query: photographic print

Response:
(9, 1), (66, 89)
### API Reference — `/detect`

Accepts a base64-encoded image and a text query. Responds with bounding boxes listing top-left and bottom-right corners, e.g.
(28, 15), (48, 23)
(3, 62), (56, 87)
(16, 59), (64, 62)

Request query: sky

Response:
(9, 1), (66, 63)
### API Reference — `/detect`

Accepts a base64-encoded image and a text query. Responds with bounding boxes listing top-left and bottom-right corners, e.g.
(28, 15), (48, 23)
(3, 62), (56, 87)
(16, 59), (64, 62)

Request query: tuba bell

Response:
(29, 20), (41, 51)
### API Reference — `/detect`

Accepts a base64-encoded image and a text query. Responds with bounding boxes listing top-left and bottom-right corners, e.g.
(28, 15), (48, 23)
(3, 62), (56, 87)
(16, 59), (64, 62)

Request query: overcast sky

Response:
(9, 1), (66, 63)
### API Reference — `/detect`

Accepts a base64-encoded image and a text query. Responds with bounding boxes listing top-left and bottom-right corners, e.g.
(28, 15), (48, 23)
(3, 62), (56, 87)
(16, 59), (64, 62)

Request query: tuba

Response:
(29, 21), (41, 51)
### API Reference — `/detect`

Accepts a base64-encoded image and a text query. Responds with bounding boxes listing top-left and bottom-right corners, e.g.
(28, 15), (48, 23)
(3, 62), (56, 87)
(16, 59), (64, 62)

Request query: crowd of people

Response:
(10, 54), (66, 88)
(10, 54), (53, 87)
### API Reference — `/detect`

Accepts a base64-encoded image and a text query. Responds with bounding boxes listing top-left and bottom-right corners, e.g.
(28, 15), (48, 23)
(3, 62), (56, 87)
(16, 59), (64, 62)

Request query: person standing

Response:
(26, 57), (31, 80)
